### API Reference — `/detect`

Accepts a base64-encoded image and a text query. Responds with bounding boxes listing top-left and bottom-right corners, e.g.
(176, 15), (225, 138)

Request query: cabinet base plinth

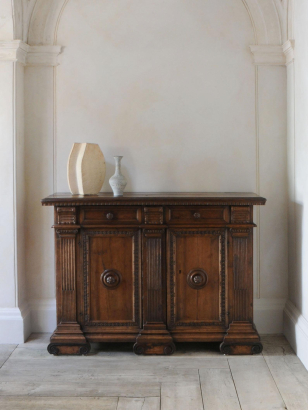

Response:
(220, 321), (263, 355)
(134, 326), (175, 355)
(48, 323), (90, 355)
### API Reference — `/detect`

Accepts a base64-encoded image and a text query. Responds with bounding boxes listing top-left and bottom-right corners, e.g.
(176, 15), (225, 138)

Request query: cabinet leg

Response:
(47, 323), (90, 355)
(220, 321), (263, 355)
(134, 324), (176, 355)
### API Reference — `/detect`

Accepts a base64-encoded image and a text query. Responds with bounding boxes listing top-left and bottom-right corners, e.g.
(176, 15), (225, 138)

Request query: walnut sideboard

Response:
(42, 192), (266, 356)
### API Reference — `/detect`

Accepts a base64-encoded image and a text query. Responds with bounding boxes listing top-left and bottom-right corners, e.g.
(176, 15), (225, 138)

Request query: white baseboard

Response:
(284, 300), (308, 371)
(28, 297), (286, 334)
(0, 303), (31, 344)
(0, 297), (287, 342)
(254, 298), (286, 334)
(30, 298), (56, 333)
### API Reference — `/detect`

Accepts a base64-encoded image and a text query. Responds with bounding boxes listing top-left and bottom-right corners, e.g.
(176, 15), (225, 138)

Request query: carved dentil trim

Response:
(56, 229), (79, 237)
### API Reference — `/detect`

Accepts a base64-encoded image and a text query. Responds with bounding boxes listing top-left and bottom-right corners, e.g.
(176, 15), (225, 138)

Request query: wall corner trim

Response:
(283, 39), (295, 66)
(0, 41), (62, 66)
(284, 300), (308, 371)
(249, 45), (286, 66)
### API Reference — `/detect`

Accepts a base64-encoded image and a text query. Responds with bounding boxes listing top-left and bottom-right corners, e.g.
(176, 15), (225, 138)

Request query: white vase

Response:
(109, 156), (127, 196)
(67, 143), (106, 195)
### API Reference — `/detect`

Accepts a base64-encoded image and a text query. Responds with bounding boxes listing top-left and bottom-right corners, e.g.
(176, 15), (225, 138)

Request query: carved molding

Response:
(283, 39), (295, 65)
(231, 206), (251, 224)
(58, 230), (78, 292)
(0, 41), (28, 64)
(56, 207), (76, 225)
(233, 232), (250, 321)
(249, 45), (286, 66)
(56, 229), (79, 238)
(26, 0), (285, 47)
(144, 207), (164, 225)
(43, 200), (266, 207)
(27, 45), (62, 66)
(0, 41), (61, 66)
(145, 235), (163, 322)
(230, 228), (252, 238)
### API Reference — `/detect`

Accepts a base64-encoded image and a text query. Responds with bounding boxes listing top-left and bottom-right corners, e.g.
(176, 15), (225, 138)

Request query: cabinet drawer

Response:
(166, 206), (229, 224)
(80, 206), (142, 225)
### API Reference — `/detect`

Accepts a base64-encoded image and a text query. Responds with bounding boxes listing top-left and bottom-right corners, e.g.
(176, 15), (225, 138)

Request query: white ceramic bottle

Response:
(109, 156), (127, 196)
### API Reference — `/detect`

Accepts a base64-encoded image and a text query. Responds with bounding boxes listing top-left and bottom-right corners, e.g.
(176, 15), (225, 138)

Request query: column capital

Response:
(27, 45), (62, 67)
(249, 45), (286, 66)
(0, 40), (28, 64)
(0, 40), (62, 66)
(283, 40), (295, 66)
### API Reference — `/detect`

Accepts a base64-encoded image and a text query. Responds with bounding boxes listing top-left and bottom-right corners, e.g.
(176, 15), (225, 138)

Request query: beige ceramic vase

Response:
(67, 143), (106, 195)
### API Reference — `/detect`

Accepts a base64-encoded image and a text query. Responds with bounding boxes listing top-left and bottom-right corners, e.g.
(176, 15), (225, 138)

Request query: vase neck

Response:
(114, 156), (122, 175)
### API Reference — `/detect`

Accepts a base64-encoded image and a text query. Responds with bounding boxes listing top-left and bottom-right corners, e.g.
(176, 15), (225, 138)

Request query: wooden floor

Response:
(0, 334), (307, 409)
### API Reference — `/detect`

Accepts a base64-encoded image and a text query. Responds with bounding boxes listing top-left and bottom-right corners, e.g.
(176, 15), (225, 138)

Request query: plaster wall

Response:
(24, 0), (288, 333)
(284, 0), (308, 370)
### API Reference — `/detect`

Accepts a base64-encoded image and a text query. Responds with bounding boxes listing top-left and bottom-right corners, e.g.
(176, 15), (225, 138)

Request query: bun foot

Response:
(47, 343), (91, 356)
(133, 342), (176, 355)
(220, 342), (263, 355)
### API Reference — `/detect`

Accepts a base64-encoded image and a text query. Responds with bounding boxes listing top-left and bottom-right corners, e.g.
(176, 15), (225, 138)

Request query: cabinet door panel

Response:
(167, 229), (226, 328)
(82, 229), (141, 328)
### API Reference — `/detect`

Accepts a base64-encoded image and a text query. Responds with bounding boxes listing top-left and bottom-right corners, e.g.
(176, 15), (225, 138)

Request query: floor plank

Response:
(265, 354), (308, 410)
(17, 334), (51, 350)
(142, 397), (160, 410)
(262, 334), (295, 356)
(228, 357), (286, 410)
(0, 345), (16, 368)
(161, 382), (203, 410)
(0, 364), (199, 384)
(9, 348), (228, 369)
(199, 368), (241, 410)
(0, 381), (160, 397)
(0, 397), (118, 410)
(117, 398), (145, 410)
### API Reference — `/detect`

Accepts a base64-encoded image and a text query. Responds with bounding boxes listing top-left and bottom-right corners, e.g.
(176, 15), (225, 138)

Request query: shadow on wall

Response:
(284, 201), (303, 354)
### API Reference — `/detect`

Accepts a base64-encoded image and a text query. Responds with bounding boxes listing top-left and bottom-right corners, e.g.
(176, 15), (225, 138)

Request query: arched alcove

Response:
(21, 0), (288, 335)
(26, 0), (285, 46)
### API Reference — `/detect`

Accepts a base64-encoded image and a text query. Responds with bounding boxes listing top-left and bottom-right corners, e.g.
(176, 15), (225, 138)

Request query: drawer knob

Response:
(193, 212), (201, 219)
(106, 213), (114, 220)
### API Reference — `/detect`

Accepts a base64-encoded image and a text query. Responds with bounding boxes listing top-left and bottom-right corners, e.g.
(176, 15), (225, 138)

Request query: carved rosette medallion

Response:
(101, 269), (122, 289)
(187, 268), (208, 290)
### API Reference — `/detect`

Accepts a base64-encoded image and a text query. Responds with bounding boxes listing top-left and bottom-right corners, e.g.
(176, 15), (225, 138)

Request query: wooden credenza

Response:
(42, 192), (266, 355)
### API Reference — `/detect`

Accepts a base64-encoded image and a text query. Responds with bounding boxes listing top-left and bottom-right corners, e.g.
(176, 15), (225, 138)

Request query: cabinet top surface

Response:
(42, 192), (266, 206)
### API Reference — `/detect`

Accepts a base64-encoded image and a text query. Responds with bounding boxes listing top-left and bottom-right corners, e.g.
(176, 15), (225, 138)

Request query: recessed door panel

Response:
(83, 229), (141, 327)
(167, 229), (226, 328)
